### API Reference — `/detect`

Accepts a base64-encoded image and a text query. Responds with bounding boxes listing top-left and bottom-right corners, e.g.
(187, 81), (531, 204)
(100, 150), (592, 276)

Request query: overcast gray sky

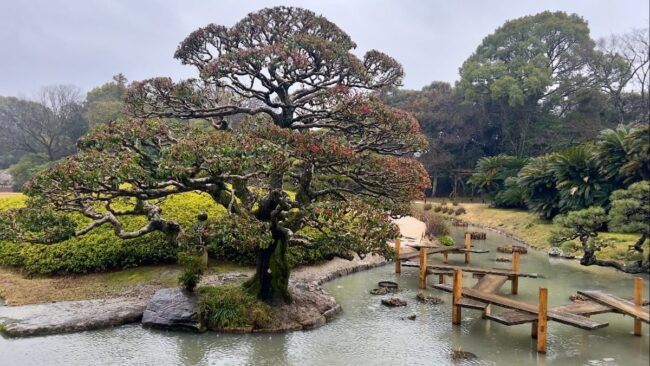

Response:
(0, 0), (647, 97)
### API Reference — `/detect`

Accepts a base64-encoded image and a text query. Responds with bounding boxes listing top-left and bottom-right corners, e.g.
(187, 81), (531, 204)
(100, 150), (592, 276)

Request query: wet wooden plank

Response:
(403, 261), (539, 278)
(406, 244), (489, 254)
(474, 275), (508, 293)
(488, 301), (614, 325)
(434, 275), (508, 310)
(552, 301), (613, 316)
(461, 288), (608, 330)
(578, 290), (650, 324)
(487, 311), (538, 325)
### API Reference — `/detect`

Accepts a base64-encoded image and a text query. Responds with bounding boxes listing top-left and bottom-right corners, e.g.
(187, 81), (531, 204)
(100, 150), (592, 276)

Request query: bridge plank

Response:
(460, 288), (608, 330)
(403, 262), (539, 278)
(578, 290), (650, 324)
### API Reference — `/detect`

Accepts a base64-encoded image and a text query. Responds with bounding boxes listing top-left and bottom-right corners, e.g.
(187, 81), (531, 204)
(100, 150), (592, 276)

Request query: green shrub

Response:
(178, 252), (206, 292)
(7, 154), (51, 191)
(454, 207), (466, 215)
(423, 202), (433, 211)
(433, 205), (442, 213)
(197, 285), (272, 329)
(0, 195), (26, 211)
(452, 201), (459, 206)
(0, 191), (224, 275)
(0, 230), (178, 275)
(439, 235), (455, 246)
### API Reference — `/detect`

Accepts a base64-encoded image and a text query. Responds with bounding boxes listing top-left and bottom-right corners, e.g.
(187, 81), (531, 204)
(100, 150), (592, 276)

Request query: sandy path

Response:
(291, 216), (429, 283)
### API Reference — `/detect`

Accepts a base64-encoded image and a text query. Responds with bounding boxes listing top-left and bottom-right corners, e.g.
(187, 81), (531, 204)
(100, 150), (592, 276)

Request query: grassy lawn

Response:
(0, 261), (252, 306)
(414, 201), (645, 263)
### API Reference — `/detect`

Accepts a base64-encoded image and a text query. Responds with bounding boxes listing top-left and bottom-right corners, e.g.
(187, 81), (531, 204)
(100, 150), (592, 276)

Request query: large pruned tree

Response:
(7, 7), (429, 303)
(457, 11), (595, 157)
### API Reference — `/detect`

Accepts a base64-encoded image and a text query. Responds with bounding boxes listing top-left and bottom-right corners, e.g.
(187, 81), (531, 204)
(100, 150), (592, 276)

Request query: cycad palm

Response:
(518, 154), (560, 219)
(551, 145), (611, 213)
(595, 124), (649, 186)
(621, 124), (650, 182)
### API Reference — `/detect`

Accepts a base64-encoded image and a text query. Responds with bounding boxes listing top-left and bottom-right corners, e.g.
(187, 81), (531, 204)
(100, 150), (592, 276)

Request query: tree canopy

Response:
(6, 7), (430, 303)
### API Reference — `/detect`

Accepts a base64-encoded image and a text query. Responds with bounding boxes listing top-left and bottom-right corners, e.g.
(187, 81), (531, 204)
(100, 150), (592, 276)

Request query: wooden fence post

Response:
(464, 233), (471, 264)
(452, 269), (462, 325)
(511, 251), (520, 295)
(537, 287), (548, 353)
(418, 247), (427, 289)
(395, 238), (401, 274)
(443, 252), (449, 264)
(634, 277), (643, 336)
(438, 273), (446, 284)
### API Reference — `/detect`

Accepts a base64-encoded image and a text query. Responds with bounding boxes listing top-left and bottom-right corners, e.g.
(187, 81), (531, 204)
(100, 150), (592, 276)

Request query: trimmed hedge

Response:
(0, 191), (332, 275)
(0, 191), (226, 276)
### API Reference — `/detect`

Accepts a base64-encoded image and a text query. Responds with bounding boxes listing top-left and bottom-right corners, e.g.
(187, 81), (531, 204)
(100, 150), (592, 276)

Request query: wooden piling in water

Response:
(452, 269), (462, 325)
(419, 247), (427, 289)
(634, 277), (643, 336)
(395, 238), (401, 274)
(464, 233), (471, 264)
(511, 251), (520, 295)
(531, 321), (538, 338)
(537, 287), (548, 353)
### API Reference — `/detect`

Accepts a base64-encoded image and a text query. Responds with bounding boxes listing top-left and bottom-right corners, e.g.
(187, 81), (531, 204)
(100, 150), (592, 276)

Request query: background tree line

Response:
(0, 74), (128, 190)
(381, 12), (648, 197)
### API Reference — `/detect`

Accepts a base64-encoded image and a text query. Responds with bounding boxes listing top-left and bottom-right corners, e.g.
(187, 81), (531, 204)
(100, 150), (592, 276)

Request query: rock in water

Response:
(142, 288), (204, 332)
(548, 247), (563, 257)
(416, 292), (444, 304)
(450, 349), (477, 362)
(381, 297), (407, 307)
(370, 287), (390, 295)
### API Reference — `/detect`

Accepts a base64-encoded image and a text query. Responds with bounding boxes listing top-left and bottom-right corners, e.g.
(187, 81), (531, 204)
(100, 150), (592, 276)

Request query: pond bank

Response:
(0, 217), (427, 337)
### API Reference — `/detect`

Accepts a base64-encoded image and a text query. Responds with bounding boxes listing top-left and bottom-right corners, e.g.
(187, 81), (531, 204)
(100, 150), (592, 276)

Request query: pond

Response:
(0, 225), (648, 365)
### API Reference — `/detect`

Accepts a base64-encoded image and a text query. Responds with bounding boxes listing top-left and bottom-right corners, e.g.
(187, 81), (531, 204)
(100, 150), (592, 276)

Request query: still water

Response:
(1, 225), (648, 366)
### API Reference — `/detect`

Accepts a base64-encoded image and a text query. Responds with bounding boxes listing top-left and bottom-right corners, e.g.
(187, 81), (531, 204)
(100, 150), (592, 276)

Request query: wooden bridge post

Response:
(537, 287), (548, 353)
(531, 321), (538, 338)
(464, 233), (471, 264)
(511, 251), (520, 295)
(443, 252), (449, 264)
(418, 247), (427, 289)
(438, 273), (446, 284)
(452, 269), (462, 325)
(394, 238), (401, 274)
(634, 277), (643, 336)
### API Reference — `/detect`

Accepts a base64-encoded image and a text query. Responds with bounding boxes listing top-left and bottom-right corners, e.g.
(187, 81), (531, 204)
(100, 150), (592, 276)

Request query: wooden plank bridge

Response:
(392, 226), (649, 353)
(437, 269), (648, 353)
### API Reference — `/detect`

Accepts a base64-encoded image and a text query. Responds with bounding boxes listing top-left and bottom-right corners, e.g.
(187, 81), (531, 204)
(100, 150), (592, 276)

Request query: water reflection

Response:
(0, 225), (648, 366)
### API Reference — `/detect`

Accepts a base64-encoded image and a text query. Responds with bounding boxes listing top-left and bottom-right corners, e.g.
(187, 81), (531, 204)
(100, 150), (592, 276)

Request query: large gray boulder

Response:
(141, 288), (204, 332)
(0, 297), (146, 337)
